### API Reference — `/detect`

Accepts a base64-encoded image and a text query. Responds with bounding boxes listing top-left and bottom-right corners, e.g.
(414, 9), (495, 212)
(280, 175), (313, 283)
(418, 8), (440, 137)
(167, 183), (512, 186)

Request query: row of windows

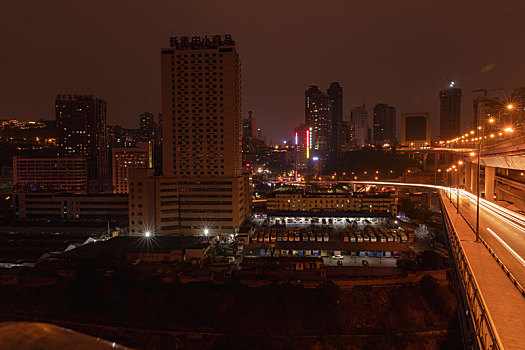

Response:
(161, 200), (232, 206)
(79, 207), (128, 212)
(179, 194), (232, 199)
(160, 225), (191, 231)
(24, 201), (61, 205)
(160, 217), (232, 223)
(176, 181), (232, 185)
(161, 208), (233, 214)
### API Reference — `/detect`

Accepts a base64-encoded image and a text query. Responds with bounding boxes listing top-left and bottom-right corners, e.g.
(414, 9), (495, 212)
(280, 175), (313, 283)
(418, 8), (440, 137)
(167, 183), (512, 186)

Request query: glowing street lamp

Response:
(144, 231), (152, 238)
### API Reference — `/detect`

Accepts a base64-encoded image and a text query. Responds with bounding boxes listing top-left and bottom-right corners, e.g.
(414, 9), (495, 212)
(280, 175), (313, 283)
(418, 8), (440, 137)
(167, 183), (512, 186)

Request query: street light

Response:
(144, 230), (152, 238)
(455, 160), (464, 214)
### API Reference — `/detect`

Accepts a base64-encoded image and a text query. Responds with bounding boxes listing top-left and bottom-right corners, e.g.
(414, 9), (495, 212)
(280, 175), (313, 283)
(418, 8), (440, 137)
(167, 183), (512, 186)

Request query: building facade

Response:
(294, 123), (310, 170)
(13, 156), (87, 194)
(55, 94), (109, 193)
(129, 35), (251, 236)
(373, 104), (396, 146)
(112, 142), (152, 194)
(14, 192), (128, 221)
(327, 82), (343, 160)
(439, 87), (462, 140)
(351, 105), (368, 147)
(139, 112), (157, 142)
(401, 112), (431, 148)
(305, 85), (331, 153)
(267, 191), (398, 216)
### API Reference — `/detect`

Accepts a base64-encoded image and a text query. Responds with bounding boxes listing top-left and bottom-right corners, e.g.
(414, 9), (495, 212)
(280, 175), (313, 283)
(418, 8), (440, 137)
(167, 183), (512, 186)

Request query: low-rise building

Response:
(14, 192), (128, 221)
(13, 156), (87, 194)
(267, 190), (398, 216)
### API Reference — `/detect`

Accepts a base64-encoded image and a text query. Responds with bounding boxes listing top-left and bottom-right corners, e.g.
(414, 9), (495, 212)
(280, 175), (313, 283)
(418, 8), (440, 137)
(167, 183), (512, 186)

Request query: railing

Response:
(440, 191), (503, 350)
(483, 134), (525, 152)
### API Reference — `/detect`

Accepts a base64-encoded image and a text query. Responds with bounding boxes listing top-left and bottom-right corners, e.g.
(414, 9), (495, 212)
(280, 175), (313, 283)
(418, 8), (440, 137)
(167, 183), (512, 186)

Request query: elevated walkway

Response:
(441, 191), (525, 349)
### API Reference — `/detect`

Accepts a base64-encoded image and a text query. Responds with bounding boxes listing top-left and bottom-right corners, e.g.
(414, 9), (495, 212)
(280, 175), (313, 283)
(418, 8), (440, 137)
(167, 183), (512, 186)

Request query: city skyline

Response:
(2, 1), (525, 142)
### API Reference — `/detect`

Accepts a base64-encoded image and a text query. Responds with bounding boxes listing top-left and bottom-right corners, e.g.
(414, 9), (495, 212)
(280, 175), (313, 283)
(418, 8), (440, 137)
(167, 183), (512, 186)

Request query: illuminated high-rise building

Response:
(373, 103), (396, 146)
(139, 112), (157, 142)
(112, 142), (152, 194)
(129, 35), (251, 236)
(55, 94), (109, 193)
(305, 85), (331, 153)
(401, 112), (431, 148)
(439, 87), (462, 140)
(327, 82), (343, 159)
(351, 105), (368, 147)
(294, 123), (310, 170)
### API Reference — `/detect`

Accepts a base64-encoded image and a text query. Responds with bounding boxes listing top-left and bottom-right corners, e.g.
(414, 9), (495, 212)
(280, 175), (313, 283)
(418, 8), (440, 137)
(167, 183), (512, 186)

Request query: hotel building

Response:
(129, 35), (251, 236)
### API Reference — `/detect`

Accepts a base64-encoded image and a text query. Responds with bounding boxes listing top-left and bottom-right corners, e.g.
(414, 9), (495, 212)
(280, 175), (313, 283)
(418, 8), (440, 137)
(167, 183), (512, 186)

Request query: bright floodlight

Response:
(450, 81), (455, 87)
(204, 229), (209, 236)
(144, 231), (151, 238)
(507, 104), (514, 110)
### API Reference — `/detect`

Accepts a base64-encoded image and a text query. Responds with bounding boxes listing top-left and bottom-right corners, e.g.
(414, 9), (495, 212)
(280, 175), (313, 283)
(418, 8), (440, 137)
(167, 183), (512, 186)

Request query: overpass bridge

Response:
(283, 180), (525, 349)
(398, 138), (525, 214)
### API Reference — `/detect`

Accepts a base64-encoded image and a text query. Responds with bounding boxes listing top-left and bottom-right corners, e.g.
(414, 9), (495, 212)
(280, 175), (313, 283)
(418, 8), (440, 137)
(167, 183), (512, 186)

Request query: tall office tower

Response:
(242, 110), (257, 139)
(112, 142), (152, 194)
(439, 87), (462, 140)
(401, 112), (431, 148)
(294, 123), (311, 170)
(305, 85), (331, 153)
(56, 94), (109, 193)
(241, 111), (259, 170)
(157, 113), (163, 141)
(339, 121), (356, 151)
(139, 112), (157, 142)
(373, 103), (396, 146)
(129, 34), (251, 236)
(350, 105), (368, 147)
(327, 82), (343, 159)
(155, 113), (163, 175)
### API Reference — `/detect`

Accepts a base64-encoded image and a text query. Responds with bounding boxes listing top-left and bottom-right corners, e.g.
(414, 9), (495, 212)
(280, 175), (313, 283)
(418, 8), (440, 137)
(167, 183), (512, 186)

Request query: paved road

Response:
(445, 188), (525, 289)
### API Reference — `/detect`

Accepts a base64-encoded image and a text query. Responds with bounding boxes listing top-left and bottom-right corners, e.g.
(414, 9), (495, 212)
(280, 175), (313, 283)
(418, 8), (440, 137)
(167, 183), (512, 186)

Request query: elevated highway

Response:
(285, 180), (525, 349)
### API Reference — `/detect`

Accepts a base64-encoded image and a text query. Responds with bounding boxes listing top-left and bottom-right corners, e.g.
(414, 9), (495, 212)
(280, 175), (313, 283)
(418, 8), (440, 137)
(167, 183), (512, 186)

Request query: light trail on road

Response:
(279, 179), (525, 286)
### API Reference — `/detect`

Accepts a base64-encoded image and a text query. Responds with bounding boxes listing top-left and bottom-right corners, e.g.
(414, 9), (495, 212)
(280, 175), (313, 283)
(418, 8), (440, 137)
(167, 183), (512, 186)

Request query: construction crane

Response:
(472, 87), (506, 97)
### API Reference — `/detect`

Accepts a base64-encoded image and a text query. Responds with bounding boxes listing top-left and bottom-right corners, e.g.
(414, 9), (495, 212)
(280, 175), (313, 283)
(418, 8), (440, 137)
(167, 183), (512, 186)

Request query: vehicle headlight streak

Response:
(487, 228), (525, 268)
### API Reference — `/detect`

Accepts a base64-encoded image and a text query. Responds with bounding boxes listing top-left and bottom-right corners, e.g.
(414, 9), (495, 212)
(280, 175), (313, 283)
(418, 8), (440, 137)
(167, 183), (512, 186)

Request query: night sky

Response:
(1, 0), (524, 142)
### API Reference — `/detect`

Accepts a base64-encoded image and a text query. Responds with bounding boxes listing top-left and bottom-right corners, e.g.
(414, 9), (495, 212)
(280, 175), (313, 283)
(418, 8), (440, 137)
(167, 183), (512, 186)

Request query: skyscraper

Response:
(56, 94), (109, 193)
(373, 103), (396, 146)
(439, 87), (462, 140)
(139, 112), (157, 142)
(327, 82), (343, 159)
(128, 35), (251, 236)
(242, 111), (257, 140)
(351, 105), (368, 147)
(401, 112), (431, 148)
(305, 85), (331, 153)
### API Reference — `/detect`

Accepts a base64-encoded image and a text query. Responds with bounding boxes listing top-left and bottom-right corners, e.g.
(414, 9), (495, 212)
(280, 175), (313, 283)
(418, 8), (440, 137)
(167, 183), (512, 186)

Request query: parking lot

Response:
(239, 215), (413, 268)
